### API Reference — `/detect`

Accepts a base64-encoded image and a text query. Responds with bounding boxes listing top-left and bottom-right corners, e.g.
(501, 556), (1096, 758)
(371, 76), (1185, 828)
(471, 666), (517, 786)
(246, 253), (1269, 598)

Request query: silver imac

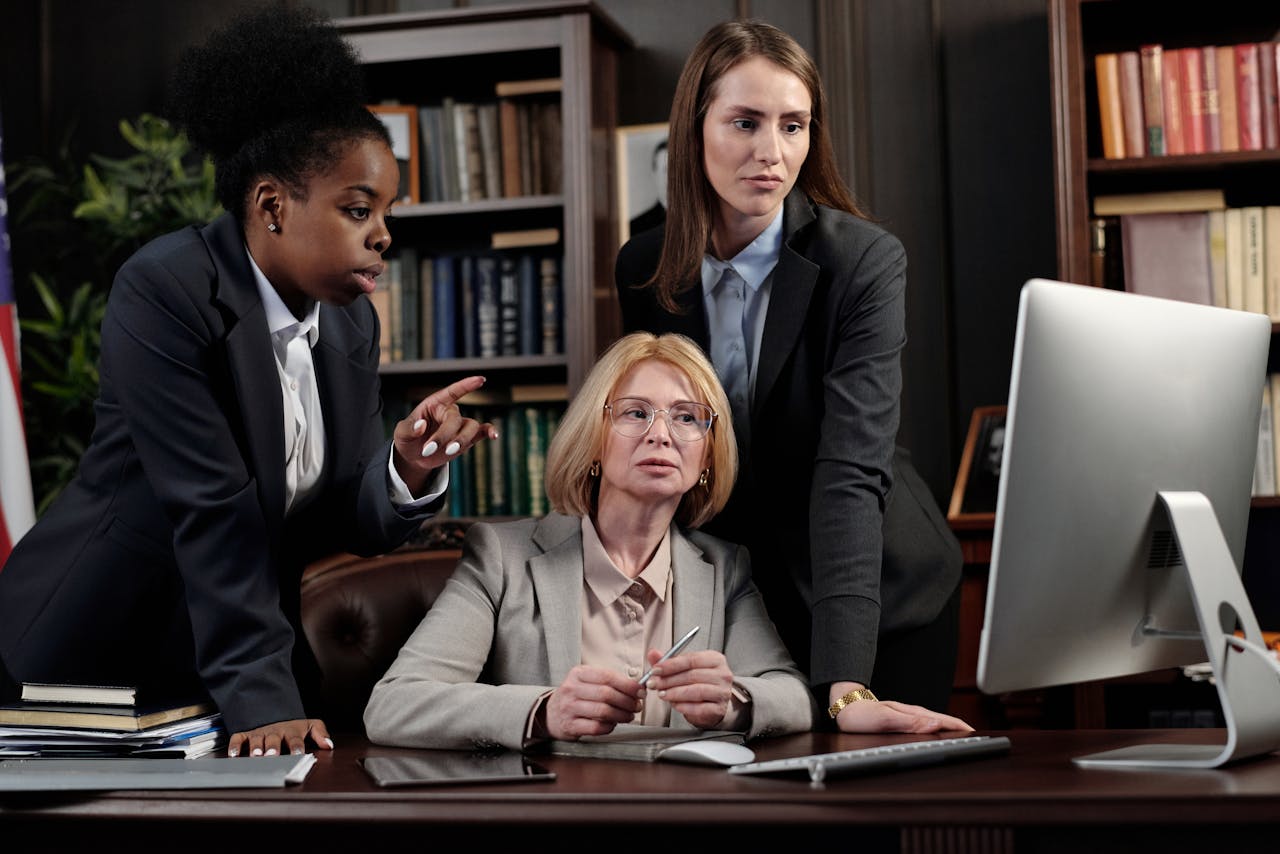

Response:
(977, 278), (1280, 768)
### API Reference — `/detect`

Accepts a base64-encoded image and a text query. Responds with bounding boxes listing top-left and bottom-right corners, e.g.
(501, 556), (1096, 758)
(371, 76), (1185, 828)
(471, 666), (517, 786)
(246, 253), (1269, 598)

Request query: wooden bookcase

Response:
(336, 2), (631, 397)
(334, 3), (632, 519)
(949, 0), (1280, 730)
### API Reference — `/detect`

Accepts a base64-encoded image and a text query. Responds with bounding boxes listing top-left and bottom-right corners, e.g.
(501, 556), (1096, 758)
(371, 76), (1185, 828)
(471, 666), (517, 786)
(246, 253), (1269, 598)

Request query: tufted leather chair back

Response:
(299, 548), (461, 733)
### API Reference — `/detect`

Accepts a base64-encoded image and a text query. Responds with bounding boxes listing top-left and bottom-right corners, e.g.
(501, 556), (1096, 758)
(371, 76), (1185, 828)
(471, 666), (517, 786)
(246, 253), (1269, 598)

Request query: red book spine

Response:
(1199, 46), (1222, 152)
(1118, 51), (1146, 156)
(1237, 43), (1263, 151)
(1265, 43), (1280, 149)
(1162, 48), (1186, 155)
(1179, 48), (1207, 154)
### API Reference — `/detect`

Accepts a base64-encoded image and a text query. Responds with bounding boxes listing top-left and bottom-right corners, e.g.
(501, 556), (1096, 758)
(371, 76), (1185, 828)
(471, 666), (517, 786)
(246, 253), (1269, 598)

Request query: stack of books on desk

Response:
(0, 683), (226, 759)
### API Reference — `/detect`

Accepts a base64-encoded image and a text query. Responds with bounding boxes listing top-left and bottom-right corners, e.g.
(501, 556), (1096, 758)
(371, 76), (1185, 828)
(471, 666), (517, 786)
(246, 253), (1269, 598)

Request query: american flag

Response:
(0, 117), (36, 567)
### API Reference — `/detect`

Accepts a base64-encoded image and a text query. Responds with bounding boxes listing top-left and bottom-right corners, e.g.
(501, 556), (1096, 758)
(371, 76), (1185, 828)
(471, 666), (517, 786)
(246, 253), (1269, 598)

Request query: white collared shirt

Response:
(245, 249), (445, 514)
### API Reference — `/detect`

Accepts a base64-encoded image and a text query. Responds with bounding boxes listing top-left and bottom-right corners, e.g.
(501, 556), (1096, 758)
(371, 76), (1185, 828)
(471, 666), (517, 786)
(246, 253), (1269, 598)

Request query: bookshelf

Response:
(1049, 0), (1280, 287)
(998, 0), (1280, 730)
(335, 3), (632, 519)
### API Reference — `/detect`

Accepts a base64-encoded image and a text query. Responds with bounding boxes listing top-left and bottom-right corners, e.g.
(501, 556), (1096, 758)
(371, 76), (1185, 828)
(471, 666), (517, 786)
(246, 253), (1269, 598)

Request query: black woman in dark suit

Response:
(615, 19), (968, 733)
(0, 8), (494, 759)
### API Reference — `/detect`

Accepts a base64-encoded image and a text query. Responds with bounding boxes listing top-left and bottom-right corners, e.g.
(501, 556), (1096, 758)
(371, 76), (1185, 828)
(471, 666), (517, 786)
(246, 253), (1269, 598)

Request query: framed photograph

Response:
(615, 122), (669, 246)
(947, 405), (1008, 526)
(368, 104), (420, 205)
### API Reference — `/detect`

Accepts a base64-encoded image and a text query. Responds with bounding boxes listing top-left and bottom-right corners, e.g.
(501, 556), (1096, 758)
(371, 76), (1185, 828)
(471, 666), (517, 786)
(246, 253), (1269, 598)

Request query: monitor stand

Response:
(1074, 491), (1280, 769)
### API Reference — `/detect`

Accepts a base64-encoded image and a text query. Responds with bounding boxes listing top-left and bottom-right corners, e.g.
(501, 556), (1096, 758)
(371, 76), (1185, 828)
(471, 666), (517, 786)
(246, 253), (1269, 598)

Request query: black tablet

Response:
(360, 751), (556, 787)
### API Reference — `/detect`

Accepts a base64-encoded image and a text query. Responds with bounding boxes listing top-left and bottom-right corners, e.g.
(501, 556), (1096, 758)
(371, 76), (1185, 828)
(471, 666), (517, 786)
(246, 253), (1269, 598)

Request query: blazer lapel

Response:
(313, 306), (372, 489)
(670, 526), (715, 655)
(202, 214), (287, 532)
(529, 514), (587, 682)
(754, 191), (820, 421)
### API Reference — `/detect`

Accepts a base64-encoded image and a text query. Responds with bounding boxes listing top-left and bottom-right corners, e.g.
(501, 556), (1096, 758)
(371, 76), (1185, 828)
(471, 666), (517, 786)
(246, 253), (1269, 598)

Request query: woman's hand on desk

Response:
(828, 682), (973, 734)
(545, 665), (644, 740)
(227, 718), (334, 757)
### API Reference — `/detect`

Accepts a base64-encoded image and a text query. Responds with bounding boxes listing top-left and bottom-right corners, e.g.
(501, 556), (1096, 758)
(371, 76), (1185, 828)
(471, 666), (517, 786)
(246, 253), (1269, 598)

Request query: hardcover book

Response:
(0, 700), (216, 732)
(1138, 44), (1165, 155)
(1215, 44), (1240, 152)
(1119, 212), (1212, 306)
(20, 683), (136, 706)
(1095, 52), (1125, 158)
(1161, 46), (1186, 155)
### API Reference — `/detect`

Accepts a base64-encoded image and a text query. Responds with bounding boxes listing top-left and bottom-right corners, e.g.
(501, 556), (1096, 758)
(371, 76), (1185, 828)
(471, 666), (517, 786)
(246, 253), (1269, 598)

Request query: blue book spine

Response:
(460, 255), (478, 358)
(433, 255), (456, 359)
(475, 255), (500, 359)
(517, 254), (539, 356)
(498, 255), (520, 357)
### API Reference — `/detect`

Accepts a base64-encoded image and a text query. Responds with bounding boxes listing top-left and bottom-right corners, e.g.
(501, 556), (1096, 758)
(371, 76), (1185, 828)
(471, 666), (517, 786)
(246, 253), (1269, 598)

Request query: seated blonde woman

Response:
(364, 332), (815, 749)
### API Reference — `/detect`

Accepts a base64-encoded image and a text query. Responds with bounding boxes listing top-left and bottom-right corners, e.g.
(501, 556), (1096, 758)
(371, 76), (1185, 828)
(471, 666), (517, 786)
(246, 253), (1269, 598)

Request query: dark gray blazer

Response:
(0, 213), (434, 733)
(615, 190), (961, 689)
(364, 513), (815, 750)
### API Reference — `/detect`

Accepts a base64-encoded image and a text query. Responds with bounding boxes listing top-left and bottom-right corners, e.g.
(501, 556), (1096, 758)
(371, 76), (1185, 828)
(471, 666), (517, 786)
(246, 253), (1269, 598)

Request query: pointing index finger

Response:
(427, 376), (486, 410)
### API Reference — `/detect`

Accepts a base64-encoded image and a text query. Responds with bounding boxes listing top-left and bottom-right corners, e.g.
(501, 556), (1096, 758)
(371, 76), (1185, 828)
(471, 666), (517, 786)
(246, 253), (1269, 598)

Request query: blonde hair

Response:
(646, 18), (869, 311)
(545, 332), (737, 528)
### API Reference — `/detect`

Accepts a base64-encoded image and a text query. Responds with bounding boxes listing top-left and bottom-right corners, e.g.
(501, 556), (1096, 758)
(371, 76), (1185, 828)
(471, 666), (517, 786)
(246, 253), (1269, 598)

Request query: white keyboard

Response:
(728, 735), (1011, 783)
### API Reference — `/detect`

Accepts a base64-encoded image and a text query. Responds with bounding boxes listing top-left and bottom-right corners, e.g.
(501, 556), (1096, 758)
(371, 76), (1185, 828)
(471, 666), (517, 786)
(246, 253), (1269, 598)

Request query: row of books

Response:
(375, 78), (563, 205)
(444, 402), (565, 519)
(1095, 41), (1280, 159)
(370, 240), (563, 363)
(1254, 374), (1280, 498)
(1090, 189), (1280, 318)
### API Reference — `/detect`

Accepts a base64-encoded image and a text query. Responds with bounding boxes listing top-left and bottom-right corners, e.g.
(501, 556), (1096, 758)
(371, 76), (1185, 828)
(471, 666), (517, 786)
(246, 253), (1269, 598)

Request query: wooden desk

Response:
(3, 730), (1278, 852)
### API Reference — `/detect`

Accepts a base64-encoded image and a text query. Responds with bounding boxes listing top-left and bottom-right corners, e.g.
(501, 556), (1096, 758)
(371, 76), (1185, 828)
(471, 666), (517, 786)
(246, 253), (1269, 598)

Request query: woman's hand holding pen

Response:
(392, 375), (497, 494)
(544, 665), (644, 740)
(643, 648), (735, 729)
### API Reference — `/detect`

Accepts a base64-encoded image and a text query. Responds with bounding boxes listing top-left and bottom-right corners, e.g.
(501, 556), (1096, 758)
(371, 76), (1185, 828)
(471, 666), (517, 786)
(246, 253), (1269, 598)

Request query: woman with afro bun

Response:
(0, 7), (493, 759)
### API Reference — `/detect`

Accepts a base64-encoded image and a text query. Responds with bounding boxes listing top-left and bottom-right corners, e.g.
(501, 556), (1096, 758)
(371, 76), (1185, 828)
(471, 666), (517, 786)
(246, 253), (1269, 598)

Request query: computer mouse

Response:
(658, 739), (756, 767)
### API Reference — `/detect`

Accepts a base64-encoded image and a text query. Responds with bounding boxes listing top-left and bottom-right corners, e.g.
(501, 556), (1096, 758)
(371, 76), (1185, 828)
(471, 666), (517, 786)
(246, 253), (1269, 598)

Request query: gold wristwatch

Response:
(827, 687), (878, 719)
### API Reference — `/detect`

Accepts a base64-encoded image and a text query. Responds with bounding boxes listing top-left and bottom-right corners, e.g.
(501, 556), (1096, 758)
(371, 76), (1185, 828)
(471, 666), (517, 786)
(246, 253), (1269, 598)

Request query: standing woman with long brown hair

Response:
(616, 19), (967, 733)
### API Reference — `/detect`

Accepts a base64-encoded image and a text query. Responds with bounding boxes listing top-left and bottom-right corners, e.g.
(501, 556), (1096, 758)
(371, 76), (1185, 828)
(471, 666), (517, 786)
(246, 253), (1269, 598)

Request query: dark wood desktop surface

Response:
(3, 729), (1279, 851)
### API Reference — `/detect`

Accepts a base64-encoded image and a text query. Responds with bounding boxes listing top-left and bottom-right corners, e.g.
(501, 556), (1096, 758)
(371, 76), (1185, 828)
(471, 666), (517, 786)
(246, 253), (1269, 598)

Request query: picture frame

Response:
(368, 104), (420, 205)
(615, 122), (669, 246)
(947, 405), (1008, 526)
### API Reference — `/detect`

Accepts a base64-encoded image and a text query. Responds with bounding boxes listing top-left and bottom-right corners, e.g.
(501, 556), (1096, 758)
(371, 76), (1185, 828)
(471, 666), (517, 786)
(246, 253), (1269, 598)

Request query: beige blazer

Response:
(364, 513), (816, 750)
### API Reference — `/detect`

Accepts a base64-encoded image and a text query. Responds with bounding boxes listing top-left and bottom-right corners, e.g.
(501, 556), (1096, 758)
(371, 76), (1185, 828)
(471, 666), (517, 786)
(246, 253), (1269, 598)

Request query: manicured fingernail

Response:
(252, 748), (263, 757)
(228, 748), (239, 757)
(421, 440), (438, 457)
(490, 429), (500, 439)
(325, 738), (335, 749)
(292, 747), (303, 755)
(413, 419), (426, 432)
(266, 748), (278, 756)
(445, 441), (461, 456)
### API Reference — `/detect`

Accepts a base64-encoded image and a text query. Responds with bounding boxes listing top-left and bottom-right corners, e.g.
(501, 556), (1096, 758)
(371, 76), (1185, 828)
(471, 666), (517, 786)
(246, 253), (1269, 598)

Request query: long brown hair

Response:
(645, 19), (869, 312)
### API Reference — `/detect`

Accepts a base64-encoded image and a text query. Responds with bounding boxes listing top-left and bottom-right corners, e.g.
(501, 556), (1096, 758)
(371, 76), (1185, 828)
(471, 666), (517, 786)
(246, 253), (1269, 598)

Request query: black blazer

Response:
(615, 190), (961, 688)
(0, 213), (434, 732)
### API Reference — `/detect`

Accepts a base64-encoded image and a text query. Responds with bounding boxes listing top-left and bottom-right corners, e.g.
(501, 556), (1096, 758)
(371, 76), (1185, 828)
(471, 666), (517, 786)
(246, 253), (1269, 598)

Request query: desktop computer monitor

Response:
(976, 278), (1280, 768)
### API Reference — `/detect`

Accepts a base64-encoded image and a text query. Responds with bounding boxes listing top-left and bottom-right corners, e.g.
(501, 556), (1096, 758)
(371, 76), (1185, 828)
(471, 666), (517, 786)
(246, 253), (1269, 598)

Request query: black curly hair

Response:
(167, 5), (391, 221)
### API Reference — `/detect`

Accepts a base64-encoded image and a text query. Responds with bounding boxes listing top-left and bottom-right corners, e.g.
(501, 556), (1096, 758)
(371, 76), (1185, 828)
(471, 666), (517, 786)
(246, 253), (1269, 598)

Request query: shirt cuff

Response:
(523, 690), (555, 746)
(386, 445), (449, 508)
(717, 681), (753, 732)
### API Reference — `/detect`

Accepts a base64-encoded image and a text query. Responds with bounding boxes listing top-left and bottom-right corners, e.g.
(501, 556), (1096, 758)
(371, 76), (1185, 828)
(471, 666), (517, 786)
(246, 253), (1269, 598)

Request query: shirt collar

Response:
(245, 245), (321, 348)
(580, 516), (673, 606)
(700, 206), (785, 297)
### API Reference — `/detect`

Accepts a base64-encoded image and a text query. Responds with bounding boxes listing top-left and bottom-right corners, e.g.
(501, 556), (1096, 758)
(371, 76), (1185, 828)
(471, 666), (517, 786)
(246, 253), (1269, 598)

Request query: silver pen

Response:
(637, 625), (700, 686)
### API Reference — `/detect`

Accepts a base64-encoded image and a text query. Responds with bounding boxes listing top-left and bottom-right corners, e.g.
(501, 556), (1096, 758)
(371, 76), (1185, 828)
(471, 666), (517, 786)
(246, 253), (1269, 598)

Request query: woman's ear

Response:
(249, 179), (285, 236)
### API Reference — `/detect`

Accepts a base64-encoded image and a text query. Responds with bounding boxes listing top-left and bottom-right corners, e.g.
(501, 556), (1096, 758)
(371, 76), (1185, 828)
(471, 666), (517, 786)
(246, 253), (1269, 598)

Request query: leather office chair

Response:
(300, 547), (462, 733)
